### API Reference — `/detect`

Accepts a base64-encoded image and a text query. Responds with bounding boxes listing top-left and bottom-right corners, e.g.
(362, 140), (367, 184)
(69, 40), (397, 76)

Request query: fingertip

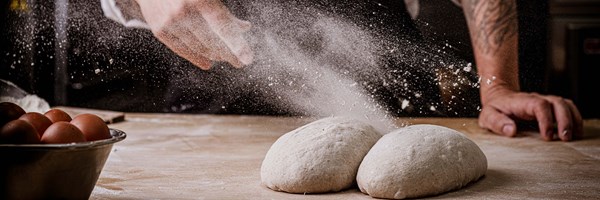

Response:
(536, 119), (554, 141)
(502, 124), (516, 137)
(542, 129), (555, 141)
(237, 19), (252, 32)
(565, 100), (584, 140)
(226, 56), (243, 68)
(236, 46), (254, 66)
(478, 106), (516, 137)
(560, 129), (572, 142)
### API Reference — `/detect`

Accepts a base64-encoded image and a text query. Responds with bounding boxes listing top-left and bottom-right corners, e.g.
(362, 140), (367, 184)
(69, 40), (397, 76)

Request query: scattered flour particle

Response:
(486, 79), (492, 85)
(463, 63), (472, 72)
(430, 106), (436, 111)
(401, 100), (410, 110)
(94, 69), (101, 74)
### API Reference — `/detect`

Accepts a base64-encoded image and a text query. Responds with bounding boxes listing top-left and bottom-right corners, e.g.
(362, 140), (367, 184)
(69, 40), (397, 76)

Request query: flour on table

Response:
(356, 124), (487, 199)
(0, 95), (50, 113)
(1, 79), (50, 113)
(261, 117), (381, 193)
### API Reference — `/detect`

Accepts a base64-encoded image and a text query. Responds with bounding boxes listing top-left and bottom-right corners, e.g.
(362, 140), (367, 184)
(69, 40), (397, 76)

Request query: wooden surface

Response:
(54, 106), (125, 124)
(91, 113), (600, 199)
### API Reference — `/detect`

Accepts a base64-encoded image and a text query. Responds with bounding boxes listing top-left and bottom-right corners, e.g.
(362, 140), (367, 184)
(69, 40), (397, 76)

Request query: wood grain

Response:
(91, 113), (600, 199)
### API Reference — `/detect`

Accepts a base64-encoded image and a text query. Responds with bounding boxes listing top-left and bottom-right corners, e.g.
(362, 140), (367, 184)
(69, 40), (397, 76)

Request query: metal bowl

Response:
(0, 128), (126, 200)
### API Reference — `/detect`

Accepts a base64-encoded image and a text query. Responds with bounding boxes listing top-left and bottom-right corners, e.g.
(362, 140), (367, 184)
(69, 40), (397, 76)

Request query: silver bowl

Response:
(0, 128), (126, 200)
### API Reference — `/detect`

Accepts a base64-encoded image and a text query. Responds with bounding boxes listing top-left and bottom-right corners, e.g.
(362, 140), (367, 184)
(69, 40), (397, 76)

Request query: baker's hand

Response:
(135, 0), (253, 69)
(478, 88), (583, 141)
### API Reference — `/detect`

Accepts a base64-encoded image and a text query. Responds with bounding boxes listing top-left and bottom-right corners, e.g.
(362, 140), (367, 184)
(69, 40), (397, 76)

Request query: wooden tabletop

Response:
(90, 113), (600, 199)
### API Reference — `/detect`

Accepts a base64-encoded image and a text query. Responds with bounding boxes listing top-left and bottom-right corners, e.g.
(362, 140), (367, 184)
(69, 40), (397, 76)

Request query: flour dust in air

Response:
(239, 2), (399, 132)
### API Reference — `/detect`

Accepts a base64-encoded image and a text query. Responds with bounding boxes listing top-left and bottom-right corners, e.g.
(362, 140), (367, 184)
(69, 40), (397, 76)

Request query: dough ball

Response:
(357, 124), (487, 199)
(261, 117), (382, 193)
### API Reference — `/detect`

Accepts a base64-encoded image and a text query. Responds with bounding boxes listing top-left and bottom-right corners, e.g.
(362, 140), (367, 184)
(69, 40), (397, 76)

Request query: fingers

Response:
(565, 99), (584, 139)
(140, 0), (252, 69)
(480, 91), (583, 142)
(544, 96), (573, 141)
(181, 17), (244, 68)
(220, 19), (254, 66)
(528, 98), (555, 141)
(478, 106), (517, 137)
(526, 95), (582, 141)
(153, 28), (212, 69)
(199, 0), (254, 66)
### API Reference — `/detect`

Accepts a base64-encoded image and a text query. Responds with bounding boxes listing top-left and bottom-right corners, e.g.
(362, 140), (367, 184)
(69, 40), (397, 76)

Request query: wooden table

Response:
(90, 113), (600, 199)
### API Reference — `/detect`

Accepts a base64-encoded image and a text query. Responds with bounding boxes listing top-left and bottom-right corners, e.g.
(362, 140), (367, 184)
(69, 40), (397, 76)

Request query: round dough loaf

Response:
(261, 117), (382, 193)
(356, 124), (487, 199)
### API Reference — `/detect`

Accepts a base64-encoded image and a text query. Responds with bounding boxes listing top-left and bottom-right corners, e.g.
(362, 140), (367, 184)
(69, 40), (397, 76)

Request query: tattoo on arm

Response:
(464, 0), (518, 54)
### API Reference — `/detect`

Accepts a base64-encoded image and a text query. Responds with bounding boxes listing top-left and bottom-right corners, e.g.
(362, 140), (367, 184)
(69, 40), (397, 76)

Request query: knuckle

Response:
(479, 107), (498, 127)
(564, 99), (575, 105)
(477, 116), (487, 128)
(531, 98), (551, 110)
(547, 95), (563, 102)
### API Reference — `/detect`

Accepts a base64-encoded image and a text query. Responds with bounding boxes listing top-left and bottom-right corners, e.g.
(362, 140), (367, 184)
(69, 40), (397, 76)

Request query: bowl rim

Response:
(0, 128), (126, 149)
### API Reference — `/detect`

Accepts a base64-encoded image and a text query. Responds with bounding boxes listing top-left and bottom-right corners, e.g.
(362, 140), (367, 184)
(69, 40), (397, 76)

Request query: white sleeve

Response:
(100, 0), (150, 29)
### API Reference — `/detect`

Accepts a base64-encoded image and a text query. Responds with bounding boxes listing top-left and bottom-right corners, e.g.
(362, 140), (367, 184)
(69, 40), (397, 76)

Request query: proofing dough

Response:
(261, 117), (381, 193)
(356, 124), (487, 199)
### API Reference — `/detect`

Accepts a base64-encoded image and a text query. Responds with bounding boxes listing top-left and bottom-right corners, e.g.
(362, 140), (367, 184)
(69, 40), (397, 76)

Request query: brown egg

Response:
(19, 112), (53, 137)
(0, 119), (41, 144)
(71, 114), (111, 141)
(1, 102), (26, 126)
(44, 109), (72, 123)
(41, 122), (86, 144)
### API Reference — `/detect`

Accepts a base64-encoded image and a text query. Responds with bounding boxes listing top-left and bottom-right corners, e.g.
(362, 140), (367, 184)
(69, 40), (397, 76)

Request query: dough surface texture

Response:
(357, 124), (487, 199)
(261, 117), (381, 193)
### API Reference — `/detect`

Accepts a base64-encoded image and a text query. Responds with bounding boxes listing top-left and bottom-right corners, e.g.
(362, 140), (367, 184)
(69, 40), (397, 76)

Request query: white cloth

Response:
(100, 0), (149, 29)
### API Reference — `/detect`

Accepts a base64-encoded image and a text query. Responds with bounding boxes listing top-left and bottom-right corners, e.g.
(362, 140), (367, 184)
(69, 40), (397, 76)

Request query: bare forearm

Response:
(460, 0), (519, 104)
(458, 1), (583, 141)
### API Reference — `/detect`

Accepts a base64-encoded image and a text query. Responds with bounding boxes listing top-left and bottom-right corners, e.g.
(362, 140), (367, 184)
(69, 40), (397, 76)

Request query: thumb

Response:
(479, 106), (517, 137)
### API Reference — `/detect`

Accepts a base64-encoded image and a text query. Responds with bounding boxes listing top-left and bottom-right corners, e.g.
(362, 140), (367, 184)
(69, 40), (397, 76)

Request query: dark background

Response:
(1, 0), (599, 118)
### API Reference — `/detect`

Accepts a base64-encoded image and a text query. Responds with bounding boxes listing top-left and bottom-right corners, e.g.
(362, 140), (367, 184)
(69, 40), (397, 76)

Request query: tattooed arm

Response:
(459, 0), (583, 141)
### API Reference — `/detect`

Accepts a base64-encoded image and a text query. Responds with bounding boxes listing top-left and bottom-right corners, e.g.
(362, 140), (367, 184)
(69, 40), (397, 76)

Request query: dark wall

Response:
(1, 1), (173, 112)
(1, 1), (56, 102)
(416, 0), (548, 93)
(1, 0), (553, 117)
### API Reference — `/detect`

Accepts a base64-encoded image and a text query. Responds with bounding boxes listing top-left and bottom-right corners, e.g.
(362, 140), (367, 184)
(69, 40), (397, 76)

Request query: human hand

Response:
(135, 0), (253, 69)
(478, 88), (583, 141)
